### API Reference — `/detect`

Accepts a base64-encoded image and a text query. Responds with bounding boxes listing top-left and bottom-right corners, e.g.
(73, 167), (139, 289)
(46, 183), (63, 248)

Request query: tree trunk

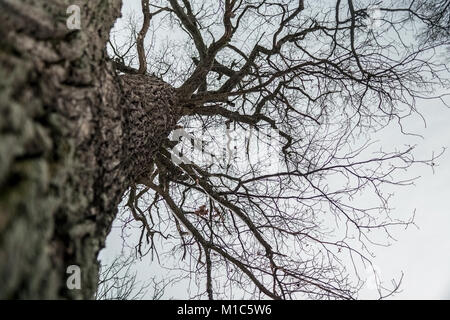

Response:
(0, 0), (179, 299)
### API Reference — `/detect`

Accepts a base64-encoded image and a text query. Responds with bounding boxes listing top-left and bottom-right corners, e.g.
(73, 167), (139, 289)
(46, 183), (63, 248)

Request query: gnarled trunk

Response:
(0, 0), (178, 299)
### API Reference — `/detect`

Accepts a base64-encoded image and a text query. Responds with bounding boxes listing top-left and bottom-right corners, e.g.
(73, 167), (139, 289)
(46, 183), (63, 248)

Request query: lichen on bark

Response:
(0, 0), (178, 299)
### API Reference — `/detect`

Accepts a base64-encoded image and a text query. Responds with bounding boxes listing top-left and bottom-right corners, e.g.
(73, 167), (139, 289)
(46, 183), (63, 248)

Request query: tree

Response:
(414, 0), (450, 44)
(0, 0), (448, 299)
(96, 252), (174, 300)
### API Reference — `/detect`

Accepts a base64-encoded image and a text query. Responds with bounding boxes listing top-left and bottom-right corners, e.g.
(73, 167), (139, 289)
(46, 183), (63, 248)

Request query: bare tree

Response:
(96, 252), (174, 300)
(0, 0), (448, 299)
(96, 254), (149, 300)
(414, 0), (450, 43)
(105, 0), (449, 300)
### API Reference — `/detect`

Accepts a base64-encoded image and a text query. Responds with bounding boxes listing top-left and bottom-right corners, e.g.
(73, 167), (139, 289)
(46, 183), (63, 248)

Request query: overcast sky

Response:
(100, 0), (450, 300)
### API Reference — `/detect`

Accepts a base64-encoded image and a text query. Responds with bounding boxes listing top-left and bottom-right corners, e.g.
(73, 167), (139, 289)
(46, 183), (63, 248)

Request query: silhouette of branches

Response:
(106, 0), (449, 300)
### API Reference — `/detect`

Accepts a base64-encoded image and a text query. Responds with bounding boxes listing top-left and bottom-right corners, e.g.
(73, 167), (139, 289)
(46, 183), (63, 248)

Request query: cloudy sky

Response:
(100, 0), (450, 300)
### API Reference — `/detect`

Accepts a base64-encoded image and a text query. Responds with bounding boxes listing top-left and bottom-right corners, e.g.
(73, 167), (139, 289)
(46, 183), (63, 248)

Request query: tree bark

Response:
(0, 0), (179, 299)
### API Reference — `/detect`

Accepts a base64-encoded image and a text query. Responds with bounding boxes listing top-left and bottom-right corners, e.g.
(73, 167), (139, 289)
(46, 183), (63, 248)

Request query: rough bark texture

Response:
(0, 0), (179, 299)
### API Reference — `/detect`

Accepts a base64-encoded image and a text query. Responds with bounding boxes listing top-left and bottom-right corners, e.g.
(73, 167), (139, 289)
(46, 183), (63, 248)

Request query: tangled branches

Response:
(107, 0), (449, 300)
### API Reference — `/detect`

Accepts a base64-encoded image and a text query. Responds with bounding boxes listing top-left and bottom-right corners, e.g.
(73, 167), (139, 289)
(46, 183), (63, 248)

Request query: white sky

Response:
(358, 99), (450, 299)
(100, 0), (450, 300)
